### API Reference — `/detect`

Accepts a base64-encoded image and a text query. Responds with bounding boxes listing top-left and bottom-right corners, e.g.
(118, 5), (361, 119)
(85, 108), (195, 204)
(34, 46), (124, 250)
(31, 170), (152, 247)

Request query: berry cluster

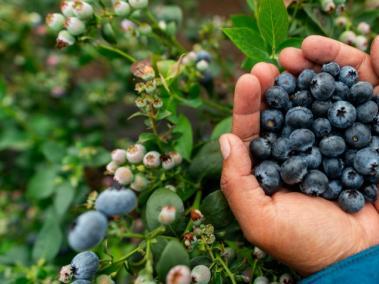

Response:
(46, 0), (148, 48)
(251, 63), (379, 213)
(182, 49), (213, 84)
(164, 264), (211, 284)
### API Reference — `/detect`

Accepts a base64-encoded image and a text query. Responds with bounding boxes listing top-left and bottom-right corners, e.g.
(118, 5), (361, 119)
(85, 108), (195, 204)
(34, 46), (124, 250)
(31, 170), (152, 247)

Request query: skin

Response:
(219, 35), (379, 276)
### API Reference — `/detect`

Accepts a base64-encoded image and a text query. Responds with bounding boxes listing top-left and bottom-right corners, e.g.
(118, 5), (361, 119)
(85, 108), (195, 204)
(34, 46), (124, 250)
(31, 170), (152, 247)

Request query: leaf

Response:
(247, 0), (255, 11)
(26, 166), (59, 200)
(54, 182), (75, 219)
(230, 15), (258, 32)
(41, 141), (66, 163)
(32, 214), (63, 261)
(157, 60), (182, 80)
(211, 117), (232, 140)
(200, 190), (234, 229)
(303, 4), (333, 36)
(138, 132), (156, 143)
(189, 140), (223, 179)
(256, 0), (288, 50)
(278, 37), (303, 50)
(223, 28), (268, 61)
(145, 188), (184, 230)
(156, 240), (190, 279)
(172, 114), (193, 160)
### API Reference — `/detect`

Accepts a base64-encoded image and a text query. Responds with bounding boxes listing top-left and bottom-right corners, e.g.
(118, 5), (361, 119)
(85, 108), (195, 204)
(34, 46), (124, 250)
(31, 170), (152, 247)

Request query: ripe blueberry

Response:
(95, 188), (137, 217)
(301, 147), (322, 169)
(68, 211), (108, 252)
(356, 100), (378, 123)
(354, 147), (379, 176)
(310, 72), (336, 101)
(312, 118), (332, 138)
(349, 81), (373, 104)
(261, 109), (284, 132)
(285, 107), (313, 129)
(338, 190), (365, 213)
(339, 66), (359, 87)
(275, 72), (296, 94)
(272, 137), (292, 161)
(265, 86), (290, 110)
(280, 156), (308, 185)
(345, 122), (372, 148)
(328, 101), (356, 129)
(341, 167), (364, 189)
(322, 180), (343, 200)
(290, 90), (313, 108)
(322, 158), (344, 179)
(311, 100), (332, 117)
(332, 81), (350, 101)
(322, 62), (340, 77)
(344, 149), (357, 167)
(319, 135), (346, 157)
(361, 184), (378, 203)
(289, 128), (315, 152)
(71, 251), (99, 280)
(297, 69), (316, 90)
(372, 114), (379, 135)
(369, 136), (379, 153)
(255, 161), (282, 194)
(300, 170), (328, 196)
(249, 137), (272, 161)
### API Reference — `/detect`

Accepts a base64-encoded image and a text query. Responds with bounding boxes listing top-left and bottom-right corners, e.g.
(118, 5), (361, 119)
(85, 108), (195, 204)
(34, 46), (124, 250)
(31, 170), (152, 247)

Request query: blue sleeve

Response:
(300, 245), (379, 284)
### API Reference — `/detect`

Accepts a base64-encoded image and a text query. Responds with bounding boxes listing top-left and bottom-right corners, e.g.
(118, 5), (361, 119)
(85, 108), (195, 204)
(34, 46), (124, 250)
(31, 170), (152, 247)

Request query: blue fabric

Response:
(300, 245), (379, 284)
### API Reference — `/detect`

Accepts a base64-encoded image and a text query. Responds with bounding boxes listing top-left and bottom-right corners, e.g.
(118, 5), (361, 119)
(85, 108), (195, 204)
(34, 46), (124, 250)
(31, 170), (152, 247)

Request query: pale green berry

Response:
(357, 22), (371, 35)
(166, 265), (191, 284)
(114, 0), (131, 16)
(196, 60), (209, 72)
(152, 97), (163, 109)
(73, 1), (94, 20)
(130, 174), (148, 192)
(143, 151), (161, 168)
(162, 156), (176, 170)
(106, 161), (118, 174)
(61, 1), (75, 17)
(128, 0), (149, 10)
(46, 13), (65, 32)
(320, 0), (335, 13)
(339, 30), (356, 45)
(158, 20), (167, 31)
(158, 205), (176, 225)
(139, 23), (152, 35)
(111, 149), (127, 164)
(56, 30), (76, 49)
(254, 276), (269, 284)
(334, 16), (348, 27)
(354, 35), (368, 51)
(121, 19), (136, 32)
(114, 166), (133, 185)
(96, 274), (115, 284)
(191, 265), (211, 284)
(65, 17), (86, 36)
(168, 152), (182, 165)
(126, 144), (146, 164)
(253, 246), (266, 259)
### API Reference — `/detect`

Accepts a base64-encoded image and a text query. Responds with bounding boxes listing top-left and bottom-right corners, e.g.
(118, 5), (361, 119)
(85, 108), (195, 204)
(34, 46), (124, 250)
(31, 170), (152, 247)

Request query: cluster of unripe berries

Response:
(182, 49), (213, 84)
(165, 264), (211, 284)
(320, 0), (346, 14)
(251, 62), (379, 213)
(46, 0), (148, 48)
(338, 21), (371, 51)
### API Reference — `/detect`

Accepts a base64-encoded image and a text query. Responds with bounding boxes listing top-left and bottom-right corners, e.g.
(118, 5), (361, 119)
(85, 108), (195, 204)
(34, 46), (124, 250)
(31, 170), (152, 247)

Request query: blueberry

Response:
(196, 50), (211, 63)
(328, 101), (356, 129)
(260, 109), (284, 132)
(72, 281), (92, 284)
(300, 170), (328, 196)
(322, 158), (344, 179)
(338, 190), (365, 213)
(319, 136), (346, 157)
(280, 156), (308, 185)
(354, 147), (379, 176)
(322, 62), (340, 77)
(272, 137), (292, 161)
(290, 90), (313, 108)
(356, 100), (378, 123)
(297, 69), (316, 90)
(71, 251), (99, 280)
(332, 81), (350, 101)
(322, 180), (343, 200)
(312, 118), (332, 138)
(281, 125), (293, 138)
(310, 72), (336, 101)
(255, 161), (282, 195)
(349, 81), (373, 104)
(341, 167), (364, 189)
(339, 66), (359, 87)
(68, 211), (108, 252)
(361, 184), (378, 202)
(249, 137), (271, 160)
(344, 149), (357, 167)
(372, 114), (379, 135)
(262, 132), (278, 145)
(285, 107), (313, 129)
(345, 123), (372, 149)
(265, 86), (290, 110)
(301, 147), (322, 169)
(95, 188), (137, 217)
(369, 136), (379, 154)
(311, 100), (332, 117)
(289, 129), (315, 152)
(275, 72), (296, 94)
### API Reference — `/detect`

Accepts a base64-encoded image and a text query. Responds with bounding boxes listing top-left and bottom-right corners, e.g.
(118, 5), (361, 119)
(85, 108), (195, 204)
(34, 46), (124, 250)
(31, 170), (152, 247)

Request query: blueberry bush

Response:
(0, 0), (378, 283)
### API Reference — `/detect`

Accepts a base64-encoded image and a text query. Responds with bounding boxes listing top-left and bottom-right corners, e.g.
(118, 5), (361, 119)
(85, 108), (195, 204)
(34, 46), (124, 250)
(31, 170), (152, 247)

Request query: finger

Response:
(279, 47), (319, 74)
(232, 74), (262, 142)
(370, 36), (379, 79)
(301, 35), (379, 85)
(219, 134), (272, 240)
(251, 62), (280, 93)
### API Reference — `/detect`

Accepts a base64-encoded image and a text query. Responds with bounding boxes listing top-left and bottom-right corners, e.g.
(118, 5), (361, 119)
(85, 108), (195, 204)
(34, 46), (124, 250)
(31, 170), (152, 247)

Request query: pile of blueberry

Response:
(250, 62), (379, 213)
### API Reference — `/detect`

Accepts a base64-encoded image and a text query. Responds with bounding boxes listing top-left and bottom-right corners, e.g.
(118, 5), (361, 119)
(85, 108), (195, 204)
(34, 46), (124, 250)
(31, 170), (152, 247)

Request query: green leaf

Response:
(157, 60), (180, 80)
(26, 166), (59, 200)
(145, 188), (184, 230)
(200, 190), (234, 229)
(54, 182), (75, 219)
(172, 114), (193, 160)
(189, 140), (223, 179)
(223, 27), (268, 61)
(247, 0), (255, 11)
(156, 240), (190, 279)
(211, 117), (232, 140)
(278, 37), (303, 50)
(0, 77), (6, 99)
(303, 4), (334, 36)
(32, 214), (63, 261)
(231, 15), (258, 31)
(138, 132), (156, 143)
(41, 141), (66, 163)
(256, 0), (288, 50)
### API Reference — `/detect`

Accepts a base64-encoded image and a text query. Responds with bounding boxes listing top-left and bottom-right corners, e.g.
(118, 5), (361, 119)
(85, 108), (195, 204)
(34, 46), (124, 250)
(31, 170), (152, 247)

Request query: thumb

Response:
(219, 133), (272, 241)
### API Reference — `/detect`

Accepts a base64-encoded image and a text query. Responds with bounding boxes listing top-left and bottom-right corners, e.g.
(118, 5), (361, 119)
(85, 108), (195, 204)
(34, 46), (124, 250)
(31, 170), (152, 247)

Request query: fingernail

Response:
(219, 135), (231, 159)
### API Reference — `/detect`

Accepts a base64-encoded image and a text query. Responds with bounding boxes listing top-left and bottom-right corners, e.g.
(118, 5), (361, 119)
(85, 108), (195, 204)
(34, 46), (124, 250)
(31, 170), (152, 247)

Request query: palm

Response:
(221, 36), (379, 275)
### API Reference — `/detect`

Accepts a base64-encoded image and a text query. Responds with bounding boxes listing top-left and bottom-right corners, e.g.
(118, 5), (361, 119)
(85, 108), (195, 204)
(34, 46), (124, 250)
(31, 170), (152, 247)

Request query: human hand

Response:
(220, 35), (379, 275)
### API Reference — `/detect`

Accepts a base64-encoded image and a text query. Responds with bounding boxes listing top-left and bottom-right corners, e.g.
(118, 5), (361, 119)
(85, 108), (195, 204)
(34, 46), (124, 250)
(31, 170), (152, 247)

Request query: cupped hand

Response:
(220, 35), (379, 275)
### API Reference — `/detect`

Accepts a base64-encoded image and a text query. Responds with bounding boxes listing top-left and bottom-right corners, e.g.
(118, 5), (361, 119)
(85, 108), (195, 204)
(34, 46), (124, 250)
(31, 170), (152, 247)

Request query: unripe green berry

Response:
(65, 17), (86, 36)
(339, 30), (356, 45)
(357, 22), (371, 35)
(114, 166), (133, 185)
(129, 0), (149, 10)
(143, 151), (161, 168)
(111, 149), (127, 164)
(56, 30), (76, 49)
(46, 13), (65, 32)
(61, 1), (75, 17)
(166, 265), (191, 284)
(158, 205), (176, 225)
(130, 174), (148, 192)
(73, 1), (94, 20)
(191, 265), (211, 284)
(113, 0), (131, 16)
(196, 60), (209, 72)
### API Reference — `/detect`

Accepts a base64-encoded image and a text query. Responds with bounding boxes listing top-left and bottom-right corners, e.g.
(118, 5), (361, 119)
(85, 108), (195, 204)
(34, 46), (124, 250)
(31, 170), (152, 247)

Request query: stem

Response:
(96, 44), (137, 63)
(183, 190), (202, 233)
(216, 255), (237, 284)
